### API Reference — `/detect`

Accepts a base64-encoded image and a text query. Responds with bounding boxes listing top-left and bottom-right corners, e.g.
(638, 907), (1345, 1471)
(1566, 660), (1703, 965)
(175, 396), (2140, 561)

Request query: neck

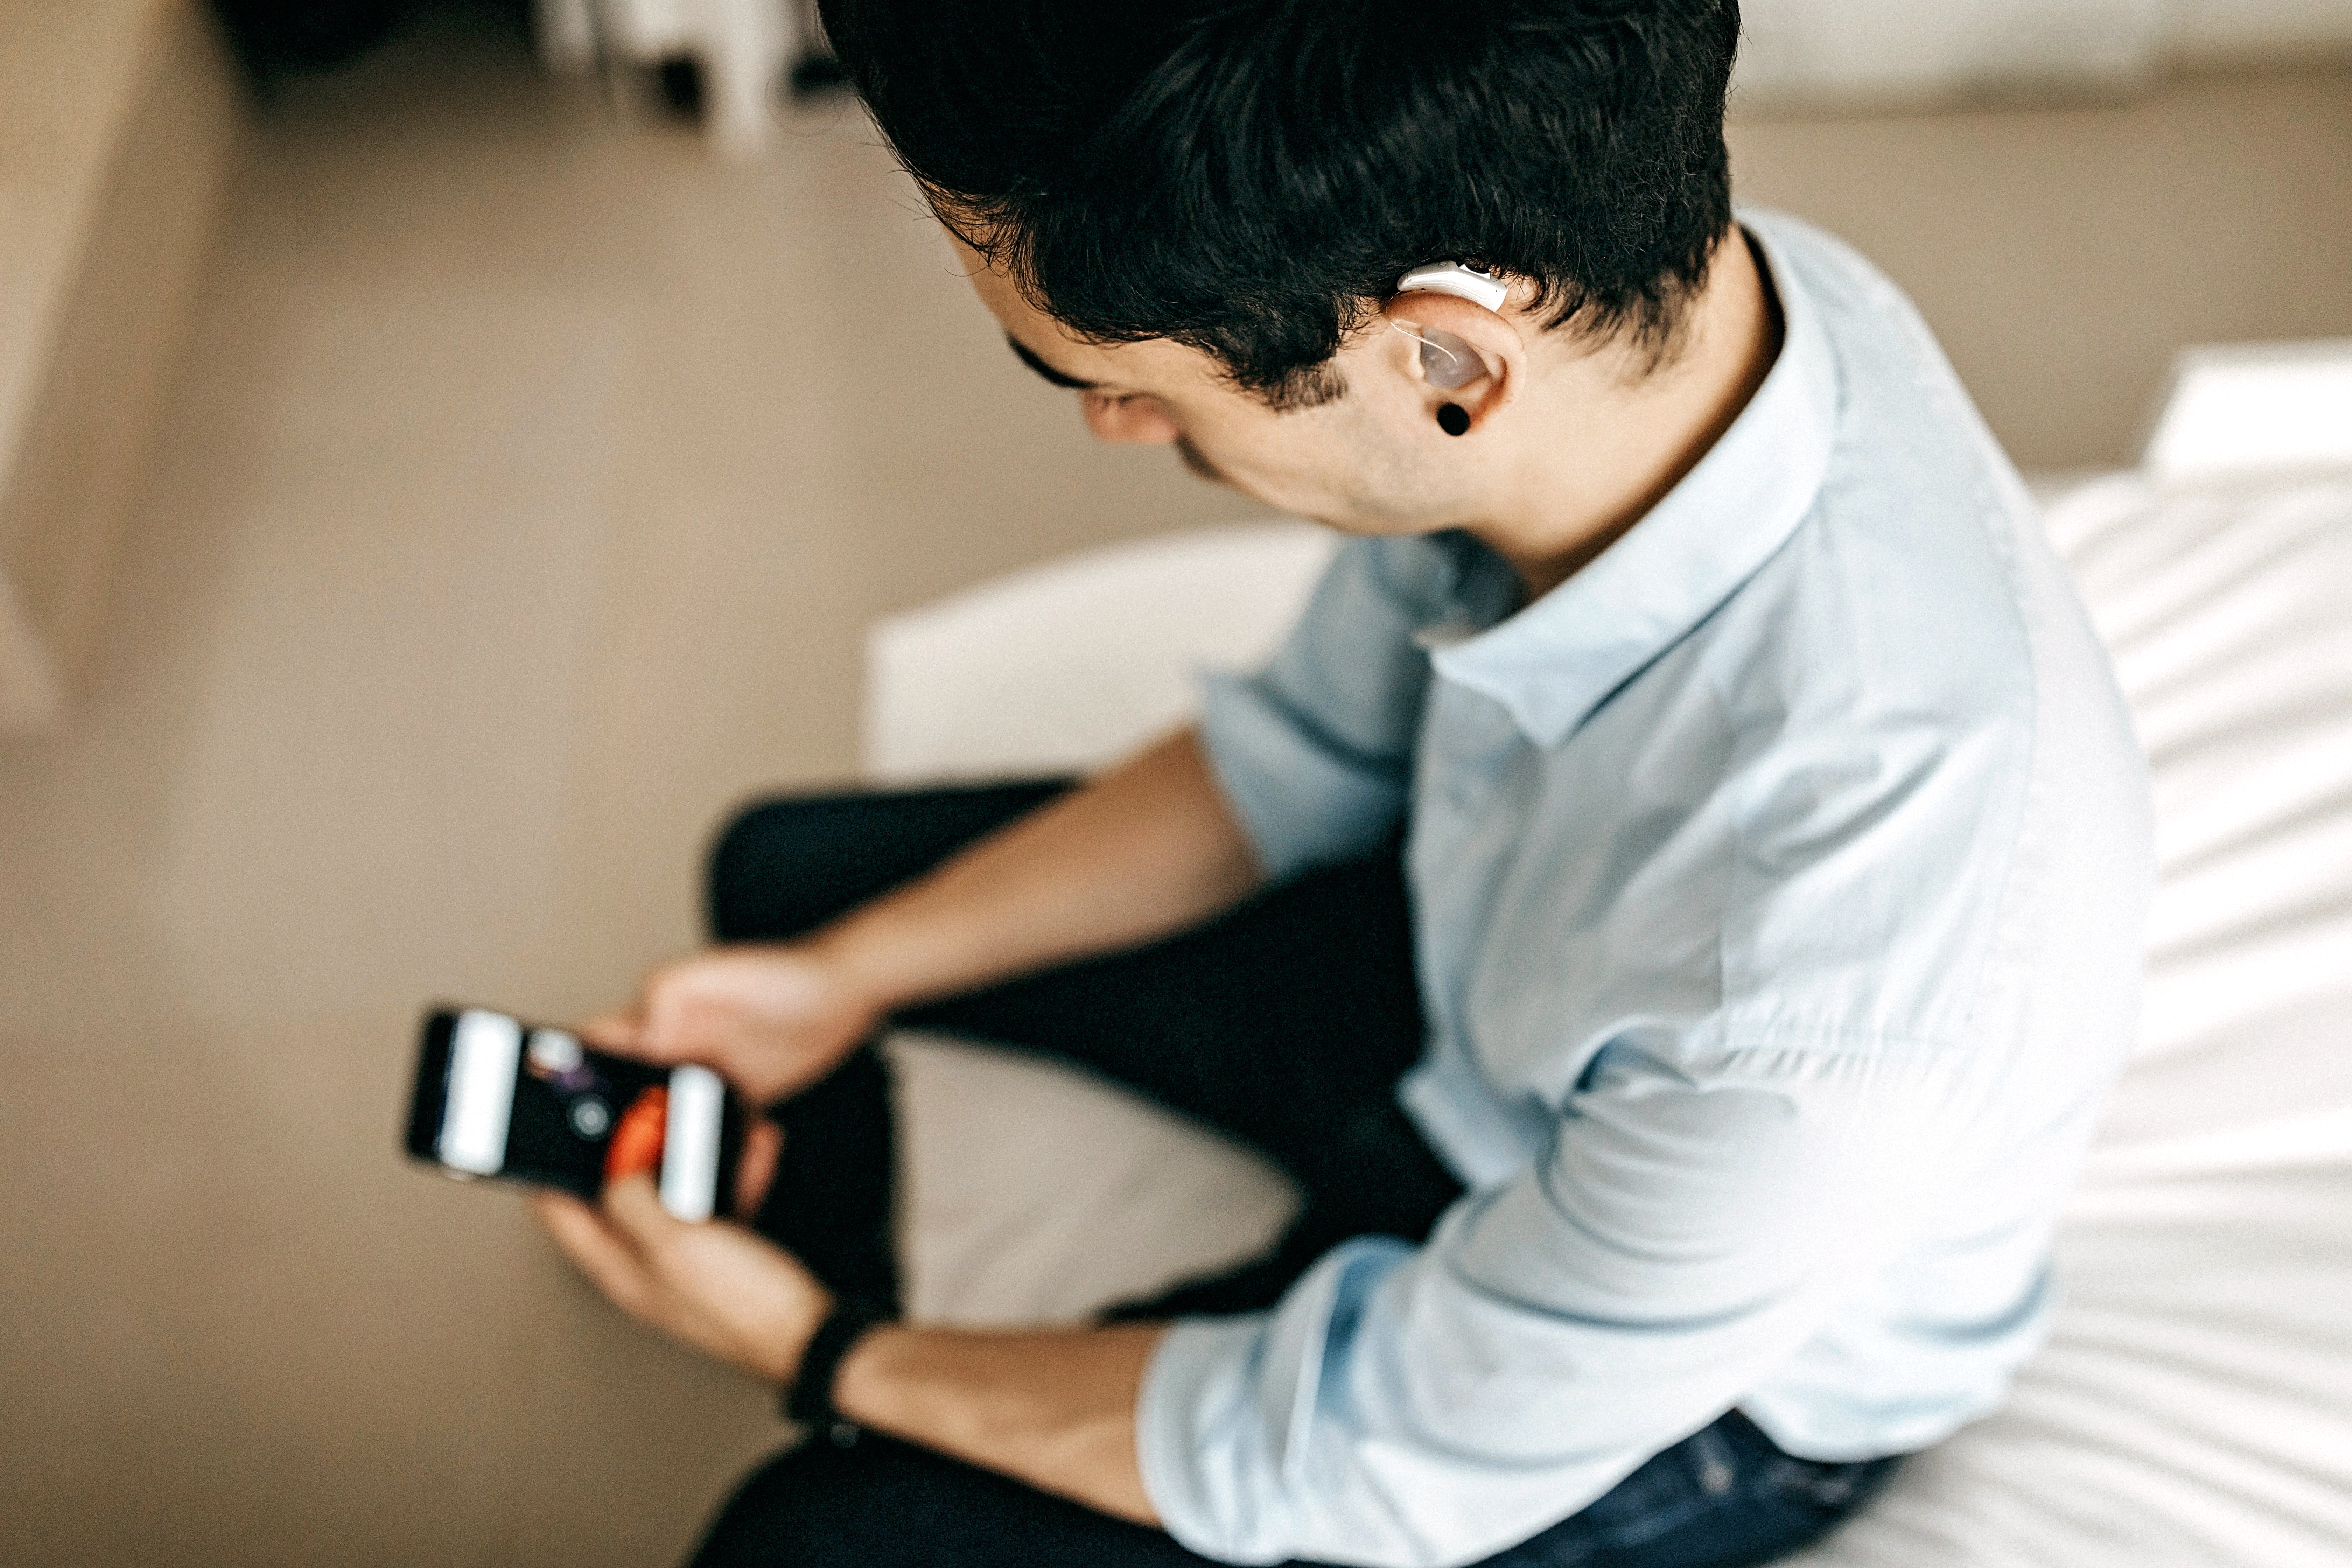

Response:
(1474, 227), (1785, 601)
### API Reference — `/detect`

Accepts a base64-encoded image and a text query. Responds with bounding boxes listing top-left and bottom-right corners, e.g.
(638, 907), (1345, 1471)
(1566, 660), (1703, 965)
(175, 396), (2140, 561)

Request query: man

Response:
(532, 3), (2154, 1566)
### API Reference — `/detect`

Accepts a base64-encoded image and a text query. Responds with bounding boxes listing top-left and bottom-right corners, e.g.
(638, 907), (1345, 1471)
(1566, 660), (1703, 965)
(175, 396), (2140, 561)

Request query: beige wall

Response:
(0, 0), (244, 727)
(1732, 61), (2352, 471)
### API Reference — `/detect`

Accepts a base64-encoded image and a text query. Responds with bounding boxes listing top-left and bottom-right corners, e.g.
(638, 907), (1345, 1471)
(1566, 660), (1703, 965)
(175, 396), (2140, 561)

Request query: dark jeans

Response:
(692, 783), (1899, 1568)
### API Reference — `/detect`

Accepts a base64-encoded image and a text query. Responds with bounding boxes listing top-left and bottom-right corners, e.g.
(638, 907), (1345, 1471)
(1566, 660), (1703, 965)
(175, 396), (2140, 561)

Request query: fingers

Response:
(583, 955), (722, 1064)
(549, 1172), (833, 1384)
(576, 1007), (649, 1056)
(586, 943), (848, 1101)
(602, 1170), (684, 1250)
(734, 1119), (783, 1219)
(532, 1190), (656, 1315)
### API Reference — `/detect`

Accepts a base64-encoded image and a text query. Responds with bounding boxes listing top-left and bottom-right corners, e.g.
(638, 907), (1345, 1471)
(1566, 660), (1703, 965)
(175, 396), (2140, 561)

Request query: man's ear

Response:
(1378, 288), (1524, 433)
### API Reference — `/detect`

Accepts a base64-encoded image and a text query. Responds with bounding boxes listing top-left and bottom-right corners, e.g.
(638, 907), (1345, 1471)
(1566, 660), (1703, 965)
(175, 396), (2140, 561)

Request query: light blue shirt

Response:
(1139, 212), (2155, 1568)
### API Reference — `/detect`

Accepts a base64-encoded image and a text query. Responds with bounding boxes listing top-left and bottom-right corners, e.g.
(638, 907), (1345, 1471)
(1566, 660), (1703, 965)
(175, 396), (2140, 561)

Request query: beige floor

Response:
(2, 12), (2349, 1564)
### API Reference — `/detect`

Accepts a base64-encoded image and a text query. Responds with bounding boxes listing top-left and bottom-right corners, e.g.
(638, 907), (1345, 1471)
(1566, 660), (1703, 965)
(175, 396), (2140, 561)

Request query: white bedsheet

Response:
(1794, 471), (2352, 1565)
(865, 468), (2352, 1566)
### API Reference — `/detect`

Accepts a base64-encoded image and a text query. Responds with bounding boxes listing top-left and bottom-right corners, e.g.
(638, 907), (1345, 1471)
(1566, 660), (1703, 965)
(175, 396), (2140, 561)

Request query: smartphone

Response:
(405, 1006), (748, 1221)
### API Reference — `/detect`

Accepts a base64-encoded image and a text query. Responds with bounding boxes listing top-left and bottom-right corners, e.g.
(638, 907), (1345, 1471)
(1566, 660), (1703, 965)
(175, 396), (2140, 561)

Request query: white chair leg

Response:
(596, 0), (689, 57)
(533, 0), (600, 73)
(699, 0), (791, 158)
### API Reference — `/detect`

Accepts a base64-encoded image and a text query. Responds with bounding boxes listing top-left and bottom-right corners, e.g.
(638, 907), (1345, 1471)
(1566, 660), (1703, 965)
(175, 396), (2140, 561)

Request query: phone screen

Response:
(406, 1007), (744, 1220)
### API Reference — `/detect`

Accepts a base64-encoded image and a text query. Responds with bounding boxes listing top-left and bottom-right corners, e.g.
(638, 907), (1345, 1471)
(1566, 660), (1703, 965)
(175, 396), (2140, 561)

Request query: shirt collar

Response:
(1429, 221), (1840, 747)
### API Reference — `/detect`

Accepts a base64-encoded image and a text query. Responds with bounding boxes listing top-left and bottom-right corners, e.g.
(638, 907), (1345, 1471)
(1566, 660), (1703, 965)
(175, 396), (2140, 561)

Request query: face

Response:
(959, 244), (1509, 536)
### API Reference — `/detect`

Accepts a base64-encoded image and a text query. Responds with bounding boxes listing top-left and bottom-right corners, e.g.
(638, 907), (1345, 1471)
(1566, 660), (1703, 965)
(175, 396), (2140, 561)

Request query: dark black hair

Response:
(818, 0), (1741, 406)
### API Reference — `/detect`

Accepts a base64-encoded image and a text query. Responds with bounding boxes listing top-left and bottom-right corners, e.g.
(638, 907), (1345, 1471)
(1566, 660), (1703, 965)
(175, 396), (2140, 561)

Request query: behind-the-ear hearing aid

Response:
(1394, 262), (1504, 435)
(1395, 261), (1509, 311)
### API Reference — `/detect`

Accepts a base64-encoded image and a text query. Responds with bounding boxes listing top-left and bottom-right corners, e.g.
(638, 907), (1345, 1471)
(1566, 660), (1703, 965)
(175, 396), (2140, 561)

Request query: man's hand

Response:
(532, 1174), (832, 1385)
(582, 942), (882, 1106)
(537, 1177), (1165, 1526)
(583, 730), (1261, 1115)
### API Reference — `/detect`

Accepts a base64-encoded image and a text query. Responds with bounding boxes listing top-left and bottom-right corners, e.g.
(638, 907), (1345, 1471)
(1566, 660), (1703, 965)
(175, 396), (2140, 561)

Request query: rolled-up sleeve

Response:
(1197, 538), (1437, 884)
(1137, 1045), (1965, 1568)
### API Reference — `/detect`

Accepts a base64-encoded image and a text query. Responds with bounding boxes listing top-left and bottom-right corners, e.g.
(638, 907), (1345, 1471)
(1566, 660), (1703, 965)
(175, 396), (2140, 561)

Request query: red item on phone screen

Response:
(603, 1085), (669, 1184)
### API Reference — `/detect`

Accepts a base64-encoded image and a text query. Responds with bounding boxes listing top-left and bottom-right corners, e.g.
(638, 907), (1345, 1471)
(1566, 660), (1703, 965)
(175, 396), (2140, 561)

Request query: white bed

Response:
(858, 346), (2352, 1567)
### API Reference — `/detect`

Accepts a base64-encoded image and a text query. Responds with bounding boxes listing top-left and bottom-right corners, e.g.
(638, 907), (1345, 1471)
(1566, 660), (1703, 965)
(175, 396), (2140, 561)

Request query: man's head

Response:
(819, 0), (1748, 538)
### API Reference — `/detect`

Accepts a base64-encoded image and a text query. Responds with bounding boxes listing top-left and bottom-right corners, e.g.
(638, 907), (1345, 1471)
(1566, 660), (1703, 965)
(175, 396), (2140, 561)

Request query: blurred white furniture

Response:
(863, 350), (2352, 1561)
(2144, 339), (2352, 482)
(530, 0), (2352, 155)
(0, 0), (242, 733)
(866, 524), (1340, 787)
(533, 0), (803, 157)
(1735, 0), (2352, 108)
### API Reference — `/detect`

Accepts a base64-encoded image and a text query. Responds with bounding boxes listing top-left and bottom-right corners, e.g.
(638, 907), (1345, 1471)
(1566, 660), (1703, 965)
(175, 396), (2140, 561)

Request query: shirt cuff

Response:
(1136, 1239), (1416, 1566)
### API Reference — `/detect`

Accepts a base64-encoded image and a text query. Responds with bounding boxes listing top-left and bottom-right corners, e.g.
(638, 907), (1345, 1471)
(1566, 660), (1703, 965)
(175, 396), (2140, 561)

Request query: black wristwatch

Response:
(783, 1296), (894, 1443)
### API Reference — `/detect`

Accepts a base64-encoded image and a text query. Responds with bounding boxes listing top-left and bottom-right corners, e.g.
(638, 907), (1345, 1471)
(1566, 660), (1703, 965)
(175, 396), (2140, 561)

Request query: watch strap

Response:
(783, 1296), (894, 1434)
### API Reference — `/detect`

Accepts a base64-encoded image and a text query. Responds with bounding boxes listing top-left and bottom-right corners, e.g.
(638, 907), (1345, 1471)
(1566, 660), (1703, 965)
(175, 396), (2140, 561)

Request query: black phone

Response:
(405, 1006), (748, 1220)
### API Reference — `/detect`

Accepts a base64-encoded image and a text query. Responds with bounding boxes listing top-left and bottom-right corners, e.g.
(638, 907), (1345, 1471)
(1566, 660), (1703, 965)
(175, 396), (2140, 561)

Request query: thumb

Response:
(602, 1170), (682, 1247)
(578, 1007), (648, 1055)
(733, 1118), (783, 1220)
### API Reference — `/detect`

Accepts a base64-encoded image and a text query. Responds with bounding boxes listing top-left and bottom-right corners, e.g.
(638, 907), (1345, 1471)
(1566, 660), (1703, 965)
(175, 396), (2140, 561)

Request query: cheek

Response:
(1214, 414), (1447, 527)
(1200, 414), (1366, 499)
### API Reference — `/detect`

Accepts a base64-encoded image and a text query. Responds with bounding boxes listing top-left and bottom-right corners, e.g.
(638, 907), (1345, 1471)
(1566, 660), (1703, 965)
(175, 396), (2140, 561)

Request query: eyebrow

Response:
(1007, 334), (1101, 392)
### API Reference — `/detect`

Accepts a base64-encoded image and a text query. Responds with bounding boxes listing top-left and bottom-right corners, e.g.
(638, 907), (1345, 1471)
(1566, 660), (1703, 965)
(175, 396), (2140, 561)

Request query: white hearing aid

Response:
(1395, 261), (1506, 435)
(1394, 261), (1509, 312)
